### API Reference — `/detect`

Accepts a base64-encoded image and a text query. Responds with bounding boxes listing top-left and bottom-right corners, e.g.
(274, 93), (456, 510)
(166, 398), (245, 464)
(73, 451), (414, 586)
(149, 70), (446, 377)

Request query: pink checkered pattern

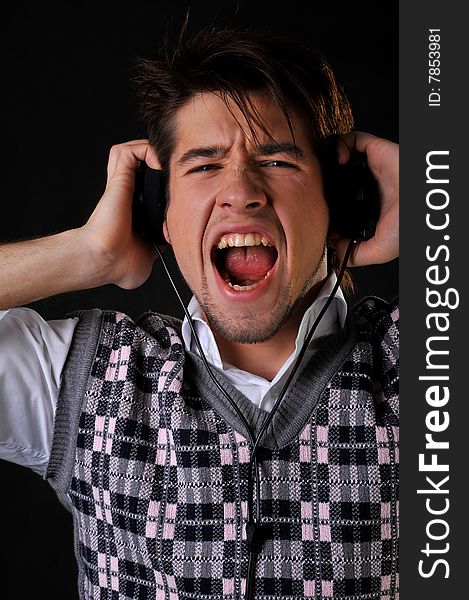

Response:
(47, 298), (399, 599)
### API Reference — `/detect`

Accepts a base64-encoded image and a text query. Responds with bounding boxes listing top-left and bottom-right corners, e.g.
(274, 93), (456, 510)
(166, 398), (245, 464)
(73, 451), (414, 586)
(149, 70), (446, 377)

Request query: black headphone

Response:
(132, 164), (168, 246)
(132, 150), (379, 246)
(324, 150), (379, 242)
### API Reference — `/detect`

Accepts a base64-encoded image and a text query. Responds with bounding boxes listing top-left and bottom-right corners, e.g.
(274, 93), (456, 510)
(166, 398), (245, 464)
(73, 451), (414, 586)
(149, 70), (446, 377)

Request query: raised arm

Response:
(0, 140), (161, 309)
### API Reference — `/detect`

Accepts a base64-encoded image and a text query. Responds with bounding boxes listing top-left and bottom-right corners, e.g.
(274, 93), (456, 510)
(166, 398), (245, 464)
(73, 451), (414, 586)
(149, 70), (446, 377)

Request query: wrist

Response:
(77, 225), (123, 288)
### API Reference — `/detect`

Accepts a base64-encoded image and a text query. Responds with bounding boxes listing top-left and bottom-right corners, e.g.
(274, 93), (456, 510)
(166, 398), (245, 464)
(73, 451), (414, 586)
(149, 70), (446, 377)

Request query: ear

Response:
(163, 220), (171, 245)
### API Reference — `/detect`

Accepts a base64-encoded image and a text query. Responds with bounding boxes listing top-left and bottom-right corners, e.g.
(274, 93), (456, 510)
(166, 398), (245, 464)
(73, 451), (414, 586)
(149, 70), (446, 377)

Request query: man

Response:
(0, 26), (399, 599)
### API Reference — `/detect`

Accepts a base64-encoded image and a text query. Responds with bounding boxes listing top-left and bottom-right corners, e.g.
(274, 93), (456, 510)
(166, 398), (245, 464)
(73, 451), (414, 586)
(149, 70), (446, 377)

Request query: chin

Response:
(207, 315), (282, 344)
(198, 285), (297, 345)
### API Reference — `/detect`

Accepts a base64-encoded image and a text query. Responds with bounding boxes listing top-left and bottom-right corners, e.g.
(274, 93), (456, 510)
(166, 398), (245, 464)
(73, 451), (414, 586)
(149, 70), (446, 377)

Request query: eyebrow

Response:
(255, 143), (305, 159)
(176, 145), (225, 167)
(175, 142), (305, 167)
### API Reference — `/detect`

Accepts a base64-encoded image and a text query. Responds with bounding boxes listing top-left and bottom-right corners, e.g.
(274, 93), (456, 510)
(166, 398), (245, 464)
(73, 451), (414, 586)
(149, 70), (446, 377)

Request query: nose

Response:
(215, 168), (267, 213)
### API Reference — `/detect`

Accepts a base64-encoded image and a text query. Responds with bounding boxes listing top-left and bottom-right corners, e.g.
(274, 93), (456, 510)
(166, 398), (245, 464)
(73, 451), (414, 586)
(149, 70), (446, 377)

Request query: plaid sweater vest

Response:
(46, 297), (399, 600)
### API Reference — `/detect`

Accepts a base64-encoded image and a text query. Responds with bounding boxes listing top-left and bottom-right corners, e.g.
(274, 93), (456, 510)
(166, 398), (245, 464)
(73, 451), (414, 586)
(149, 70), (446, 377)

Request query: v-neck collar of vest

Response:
(183, 314), (359, 450)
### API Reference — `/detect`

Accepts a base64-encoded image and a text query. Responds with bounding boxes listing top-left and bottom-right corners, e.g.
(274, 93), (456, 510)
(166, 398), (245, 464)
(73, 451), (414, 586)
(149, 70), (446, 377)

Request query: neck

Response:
(213, 283), (325, 381)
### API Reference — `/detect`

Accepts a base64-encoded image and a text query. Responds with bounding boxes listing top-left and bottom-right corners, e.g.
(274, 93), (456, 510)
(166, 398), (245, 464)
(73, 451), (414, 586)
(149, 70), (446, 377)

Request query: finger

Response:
(331, 237), (374, 268)
(120, 139), (162, 169)
(338, 131), (379, 157)
(144, 144), (161, 170)
(106, 140), (161, 184)
(106, 140), (148, 180)
(336, 137), (352, 165)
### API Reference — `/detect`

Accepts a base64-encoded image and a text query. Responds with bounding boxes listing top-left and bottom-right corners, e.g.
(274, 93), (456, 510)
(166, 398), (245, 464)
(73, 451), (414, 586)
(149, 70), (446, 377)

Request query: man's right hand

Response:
(0, 140), (161, 310)
(82, 139), (162, 290)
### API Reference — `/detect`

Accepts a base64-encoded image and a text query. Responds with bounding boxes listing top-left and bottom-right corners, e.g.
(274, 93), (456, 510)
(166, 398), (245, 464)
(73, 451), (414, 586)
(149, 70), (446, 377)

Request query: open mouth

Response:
(211, 232), (278, 291)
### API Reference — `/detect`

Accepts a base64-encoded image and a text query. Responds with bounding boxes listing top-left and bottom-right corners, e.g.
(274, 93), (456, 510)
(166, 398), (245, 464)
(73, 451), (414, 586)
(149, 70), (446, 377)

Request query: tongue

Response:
(224, 246), (277, 284)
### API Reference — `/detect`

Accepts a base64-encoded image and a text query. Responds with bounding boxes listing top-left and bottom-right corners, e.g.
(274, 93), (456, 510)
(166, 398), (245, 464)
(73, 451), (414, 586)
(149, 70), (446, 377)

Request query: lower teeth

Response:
(228, 282), (258, 291)
(225, 267), (274, 291)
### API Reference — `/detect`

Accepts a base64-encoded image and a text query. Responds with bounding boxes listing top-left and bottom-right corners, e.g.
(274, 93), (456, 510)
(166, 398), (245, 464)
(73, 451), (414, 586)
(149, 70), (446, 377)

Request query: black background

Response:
(0, 1), (397, 597)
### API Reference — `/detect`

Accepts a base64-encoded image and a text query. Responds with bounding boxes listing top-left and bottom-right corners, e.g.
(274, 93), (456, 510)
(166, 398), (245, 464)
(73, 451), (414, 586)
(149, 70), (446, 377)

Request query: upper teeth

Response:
(217, 233), (272, 249)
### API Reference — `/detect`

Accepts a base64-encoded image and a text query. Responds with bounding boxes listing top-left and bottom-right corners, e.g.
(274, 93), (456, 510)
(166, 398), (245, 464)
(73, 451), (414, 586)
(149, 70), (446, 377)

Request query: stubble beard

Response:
(196, 247), (327, 344)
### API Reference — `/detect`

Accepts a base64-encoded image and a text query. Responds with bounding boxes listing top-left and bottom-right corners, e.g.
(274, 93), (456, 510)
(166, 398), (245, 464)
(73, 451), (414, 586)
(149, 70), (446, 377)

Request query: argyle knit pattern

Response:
(46, 297), (399, 600)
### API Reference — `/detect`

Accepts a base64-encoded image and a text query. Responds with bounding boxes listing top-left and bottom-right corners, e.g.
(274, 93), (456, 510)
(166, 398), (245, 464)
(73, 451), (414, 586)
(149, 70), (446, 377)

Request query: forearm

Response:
(1, 141), (161, 310)
(0, 228), (109, 309)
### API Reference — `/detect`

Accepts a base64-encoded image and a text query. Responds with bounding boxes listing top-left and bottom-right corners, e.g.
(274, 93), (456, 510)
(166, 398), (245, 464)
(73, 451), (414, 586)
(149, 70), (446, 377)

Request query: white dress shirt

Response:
(0, 308), (79, 474)
(0, 274), (346, 475)
(182, 274), (347, 411)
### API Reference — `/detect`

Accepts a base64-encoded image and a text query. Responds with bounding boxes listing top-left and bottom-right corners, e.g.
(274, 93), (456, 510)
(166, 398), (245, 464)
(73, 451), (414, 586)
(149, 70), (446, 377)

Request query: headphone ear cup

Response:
(133, 165), (168, 245)
(327, 152), (380, 241)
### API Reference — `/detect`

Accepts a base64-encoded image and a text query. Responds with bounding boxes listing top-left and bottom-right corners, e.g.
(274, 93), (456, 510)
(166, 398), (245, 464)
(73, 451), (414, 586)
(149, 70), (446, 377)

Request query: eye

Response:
(260, 160), (297, 169)
(188, 163), (221, 174)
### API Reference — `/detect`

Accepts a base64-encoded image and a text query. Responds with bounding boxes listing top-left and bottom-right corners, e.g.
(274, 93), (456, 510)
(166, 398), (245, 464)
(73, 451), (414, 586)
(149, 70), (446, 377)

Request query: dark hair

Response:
(134, 25), (353, 169)
(133, 25), (355, 294)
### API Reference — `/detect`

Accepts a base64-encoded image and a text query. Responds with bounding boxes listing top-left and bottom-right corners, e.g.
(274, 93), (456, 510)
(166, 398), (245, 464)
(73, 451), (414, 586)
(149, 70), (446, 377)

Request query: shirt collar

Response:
(181, 273), (347, 372)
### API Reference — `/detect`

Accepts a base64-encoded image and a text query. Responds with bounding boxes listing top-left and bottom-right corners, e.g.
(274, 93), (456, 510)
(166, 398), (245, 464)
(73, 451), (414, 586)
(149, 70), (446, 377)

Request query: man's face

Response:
(164, 92), (329, 344)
